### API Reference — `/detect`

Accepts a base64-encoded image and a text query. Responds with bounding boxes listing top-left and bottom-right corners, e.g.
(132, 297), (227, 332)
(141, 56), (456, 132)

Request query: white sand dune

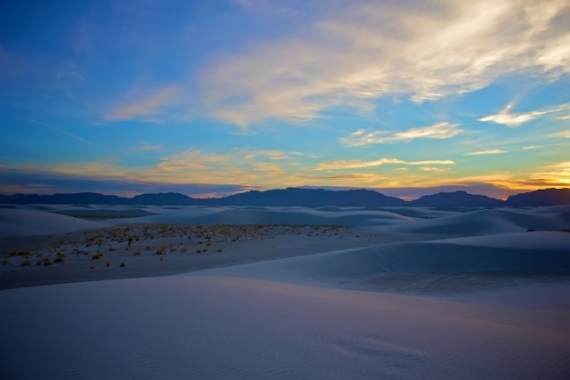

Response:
(198, 231), (570, 288)
(0, 209), (109, 236)
(1, 275), (569, 380)
(106, 207), (413, 227)
(2, 205), (570, 379)
(383, 208), (570, 236)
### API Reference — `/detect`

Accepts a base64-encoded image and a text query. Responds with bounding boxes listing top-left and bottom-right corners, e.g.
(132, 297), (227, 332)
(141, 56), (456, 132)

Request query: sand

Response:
(1, 205), (570, 379)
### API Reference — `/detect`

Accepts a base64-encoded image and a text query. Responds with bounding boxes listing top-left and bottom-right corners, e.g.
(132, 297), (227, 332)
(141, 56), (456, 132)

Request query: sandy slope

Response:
(383, 208), (570, 236)
(103, 206), (414, 227)
(1, 205), (570, 379)
(0, 209), (110, 236)
(198, 231), (570, 289)
(1, 275), (569, 380)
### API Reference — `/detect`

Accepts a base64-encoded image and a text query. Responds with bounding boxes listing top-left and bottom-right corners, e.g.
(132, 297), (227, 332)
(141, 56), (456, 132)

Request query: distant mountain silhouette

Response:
(216, 188), (405, 207)
(506, 188), (570, 207)
(2, 187), (569, 207)
(4, 192), (128, 205)
(409, 191), (503, 207)
(130, 192), (198, 205)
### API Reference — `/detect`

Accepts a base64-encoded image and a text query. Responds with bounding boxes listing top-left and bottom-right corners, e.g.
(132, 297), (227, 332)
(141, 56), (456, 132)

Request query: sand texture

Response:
(1, 204), (570, 379)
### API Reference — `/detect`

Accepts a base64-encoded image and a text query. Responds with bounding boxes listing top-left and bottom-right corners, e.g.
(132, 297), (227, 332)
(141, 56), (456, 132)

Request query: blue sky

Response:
(1, 0), (569, 199)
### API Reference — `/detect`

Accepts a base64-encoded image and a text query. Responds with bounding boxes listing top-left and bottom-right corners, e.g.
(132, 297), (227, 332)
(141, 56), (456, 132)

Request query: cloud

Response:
(196, 0), (570, 126)
(316, 157), (454, 170)
(0, 167), (253, 197)
(136, 142), (162, 151)
(523, 161), (570, 187)
(340, 122), (461, 146)
(0, 149), (292, 191)
(105, 85), (182, 122)
(23, 119), (92, 146)
(242, 150), (297, 160)
(465, 149), (506, 156)
(419, 167), (450, 172)
(549, 130), (570, 138)
(478, 102), (570, 127)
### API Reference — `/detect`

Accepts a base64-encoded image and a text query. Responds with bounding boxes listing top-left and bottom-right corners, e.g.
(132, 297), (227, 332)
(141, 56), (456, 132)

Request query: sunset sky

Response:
(1, 0), (569, 199)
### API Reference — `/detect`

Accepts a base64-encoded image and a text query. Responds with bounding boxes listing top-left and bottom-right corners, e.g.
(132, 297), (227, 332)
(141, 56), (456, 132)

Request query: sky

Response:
(1, 0), (569, 199)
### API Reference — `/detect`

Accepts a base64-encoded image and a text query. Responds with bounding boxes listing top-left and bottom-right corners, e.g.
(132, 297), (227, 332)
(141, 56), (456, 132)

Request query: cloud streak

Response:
(316, 157), (455, 170)
(479, 103), (570, 127)
(340, 122), (461, 146)
(465, 149), (506, 156)
(105, 85), (182, 122)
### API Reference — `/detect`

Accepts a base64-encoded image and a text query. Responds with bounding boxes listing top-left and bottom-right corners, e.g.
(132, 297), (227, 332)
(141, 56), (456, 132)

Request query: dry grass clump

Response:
(43, 257), (53, 266)
(21, 257), (32, 266)
(54, 251), (66, 264)
(217, 248), (224, 253)
(92, 251), (104, 260)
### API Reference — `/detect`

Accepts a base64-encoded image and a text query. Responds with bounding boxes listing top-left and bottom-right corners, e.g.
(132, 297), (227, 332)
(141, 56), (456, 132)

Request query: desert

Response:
(1, 203), (569, 379)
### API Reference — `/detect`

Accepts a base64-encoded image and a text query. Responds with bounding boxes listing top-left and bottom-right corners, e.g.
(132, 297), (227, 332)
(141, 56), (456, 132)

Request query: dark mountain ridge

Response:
(506, 188), (570, 207)
(409, 191), (503, 207)
(1, 187), (569, 207)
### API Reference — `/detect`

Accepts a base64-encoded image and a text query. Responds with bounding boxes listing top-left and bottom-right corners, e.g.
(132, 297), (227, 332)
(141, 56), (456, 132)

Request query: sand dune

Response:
(198, 231), (570, 288)
(1, 275), (569, 380)
(384, 208), (570, 236)
(0, 209), (109, 236)
(104, 207), (413, 227)
(1, 205), (570, 379)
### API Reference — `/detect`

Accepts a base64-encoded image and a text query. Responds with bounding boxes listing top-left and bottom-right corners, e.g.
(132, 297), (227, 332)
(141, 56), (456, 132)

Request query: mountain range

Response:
(1, 188), (569, 207)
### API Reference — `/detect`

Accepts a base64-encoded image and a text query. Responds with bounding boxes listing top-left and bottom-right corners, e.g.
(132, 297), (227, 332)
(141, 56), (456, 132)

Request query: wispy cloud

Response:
(316, 157), (454, 170)
(26, 119), (92, 146)
(196, 0), (570, 126)
(549, 130), (570, 138)
(465, 149), (506, 156)
(522, 161), (570, 187)
(479, 102), (569, 127)
(135, 142), (162, 151)
(419, 167), (450, 172)
(340, 122), (461, 146)
(105, 85), (182, 122)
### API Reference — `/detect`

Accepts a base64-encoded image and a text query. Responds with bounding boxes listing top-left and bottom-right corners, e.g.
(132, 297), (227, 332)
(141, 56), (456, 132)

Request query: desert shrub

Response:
(217, 248), (223, 252)
(120, 262), (125, 267)
(43, 257), (53, 266)
(92, 252), (104, 260)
